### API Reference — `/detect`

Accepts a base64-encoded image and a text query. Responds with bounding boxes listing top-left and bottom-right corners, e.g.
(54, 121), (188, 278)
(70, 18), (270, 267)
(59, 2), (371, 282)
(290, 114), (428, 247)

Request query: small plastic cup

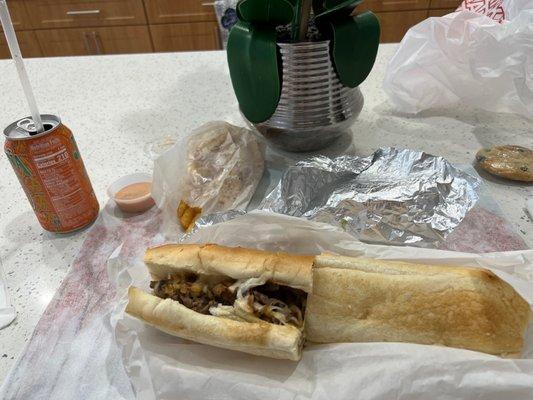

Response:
(107, 173), (155, 213)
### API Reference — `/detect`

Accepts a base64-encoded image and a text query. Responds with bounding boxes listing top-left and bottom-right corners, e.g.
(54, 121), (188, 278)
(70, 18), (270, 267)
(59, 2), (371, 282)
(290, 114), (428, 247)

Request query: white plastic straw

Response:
(0, 0), (43, 133)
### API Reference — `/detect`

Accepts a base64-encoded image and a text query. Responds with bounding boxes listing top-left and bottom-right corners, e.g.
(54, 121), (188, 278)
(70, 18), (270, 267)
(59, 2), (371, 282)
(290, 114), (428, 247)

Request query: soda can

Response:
(4, 114), (99, 233)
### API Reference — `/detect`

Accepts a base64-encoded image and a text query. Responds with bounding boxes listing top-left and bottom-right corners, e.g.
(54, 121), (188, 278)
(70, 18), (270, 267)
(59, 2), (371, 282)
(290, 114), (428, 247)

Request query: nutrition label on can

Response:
(28, 132), (96, 230)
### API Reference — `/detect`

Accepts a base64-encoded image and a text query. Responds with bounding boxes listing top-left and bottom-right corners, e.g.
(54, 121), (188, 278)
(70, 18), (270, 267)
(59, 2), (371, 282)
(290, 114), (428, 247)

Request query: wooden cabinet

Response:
(18, 0), (221, 56)
(428, 8), (457, 16)
(6, 0), (458, 56)
(0, 30), (42, 58)
(24, 0), (147, 29)
(375, 10), (428, 42)
(150, 22), (220, 52)
(361, 0), (429, 12)
(3, 0), (222, 57)
(2, 1), (31, 30)
(144, 0), (216, 24)
(429, 0), (461, 9)
(35, 25), (152, 56)
(0, 1), (40, 59)
(355, 0), (459, 42)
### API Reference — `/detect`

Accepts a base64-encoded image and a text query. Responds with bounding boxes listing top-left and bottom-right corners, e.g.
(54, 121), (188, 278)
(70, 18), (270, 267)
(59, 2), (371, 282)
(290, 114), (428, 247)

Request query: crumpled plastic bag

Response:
(150, 121), (265, 237)
(503, 0), (533, 19)
(383, 8), (533, 118)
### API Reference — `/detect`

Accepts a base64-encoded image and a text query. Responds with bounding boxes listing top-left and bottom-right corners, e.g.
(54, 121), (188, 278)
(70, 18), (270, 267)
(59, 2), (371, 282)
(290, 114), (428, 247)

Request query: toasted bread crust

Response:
(127, 287), (303, 360)
(144, 243), (314, 292)
(305, 254), (531, 356)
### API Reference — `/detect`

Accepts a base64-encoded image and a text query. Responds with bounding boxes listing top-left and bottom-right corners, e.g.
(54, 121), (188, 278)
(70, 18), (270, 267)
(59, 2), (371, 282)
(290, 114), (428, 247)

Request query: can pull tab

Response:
(16, 117), (38, 134)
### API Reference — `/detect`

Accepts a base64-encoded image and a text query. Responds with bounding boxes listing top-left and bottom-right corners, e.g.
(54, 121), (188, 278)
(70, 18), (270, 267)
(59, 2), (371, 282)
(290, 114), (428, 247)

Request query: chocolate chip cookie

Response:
(476, 145), (533, 182)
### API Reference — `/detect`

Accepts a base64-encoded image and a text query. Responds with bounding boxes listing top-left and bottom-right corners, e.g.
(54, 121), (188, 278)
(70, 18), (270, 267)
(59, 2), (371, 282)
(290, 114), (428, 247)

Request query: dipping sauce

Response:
(114, 182), (154, 213)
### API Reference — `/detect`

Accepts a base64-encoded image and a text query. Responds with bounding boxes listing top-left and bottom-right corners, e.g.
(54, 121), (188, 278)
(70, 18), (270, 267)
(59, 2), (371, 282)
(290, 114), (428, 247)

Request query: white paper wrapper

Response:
(150, 121), (265, 238)
(110, 211), (533, 400)
(383, 9), (533, 118)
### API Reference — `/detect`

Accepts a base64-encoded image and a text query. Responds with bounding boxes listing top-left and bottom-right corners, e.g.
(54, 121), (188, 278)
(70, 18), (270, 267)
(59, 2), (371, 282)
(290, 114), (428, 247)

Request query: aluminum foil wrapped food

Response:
(260, 147), (481, 247)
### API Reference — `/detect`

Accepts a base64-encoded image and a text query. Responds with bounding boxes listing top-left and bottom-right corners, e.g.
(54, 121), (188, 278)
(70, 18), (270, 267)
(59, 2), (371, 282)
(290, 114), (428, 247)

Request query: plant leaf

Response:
(227, 21), (281, 123)
(238, 0), (295, 25)
(323, 11), (380, 87)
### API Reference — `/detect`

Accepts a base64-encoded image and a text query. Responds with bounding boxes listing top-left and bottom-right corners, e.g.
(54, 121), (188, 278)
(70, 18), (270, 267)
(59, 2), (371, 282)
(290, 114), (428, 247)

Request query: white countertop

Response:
(0, 44), (532, 384)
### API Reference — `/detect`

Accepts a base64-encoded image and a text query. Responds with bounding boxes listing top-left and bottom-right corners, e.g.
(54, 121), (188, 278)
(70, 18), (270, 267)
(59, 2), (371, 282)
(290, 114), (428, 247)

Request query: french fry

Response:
(177, 200), (202, 231)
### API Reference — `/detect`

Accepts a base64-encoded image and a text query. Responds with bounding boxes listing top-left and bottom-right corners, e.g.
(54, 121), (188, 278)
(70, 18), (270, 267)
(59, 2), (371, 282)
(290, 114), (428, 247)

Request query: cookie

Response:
(476, 145), (533, 182)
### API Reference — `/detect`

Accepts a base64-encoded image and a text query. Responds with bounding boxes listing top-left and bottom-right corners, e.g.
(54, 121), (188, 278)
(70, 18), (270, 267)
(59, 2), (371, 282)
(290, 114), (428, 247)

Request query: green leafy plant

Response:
(227, 0), (380, 123)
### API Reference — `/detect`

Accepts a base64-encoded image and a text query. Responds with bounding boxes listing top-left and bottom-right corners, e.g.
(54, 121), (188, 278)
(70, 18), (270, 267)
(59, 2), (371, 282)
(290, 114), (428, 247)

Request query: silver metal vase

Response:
(244, 40), (364, 152)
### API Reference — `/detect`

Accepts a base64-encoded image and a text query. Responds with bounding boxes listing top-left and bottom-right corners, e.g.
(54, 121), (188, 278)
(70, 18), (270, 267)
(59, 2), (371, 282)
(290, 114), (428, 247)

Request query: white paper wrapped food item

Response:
(383, 4), (533, 118)
(150, 121), (265, 236)
(111, 211), (533, 400)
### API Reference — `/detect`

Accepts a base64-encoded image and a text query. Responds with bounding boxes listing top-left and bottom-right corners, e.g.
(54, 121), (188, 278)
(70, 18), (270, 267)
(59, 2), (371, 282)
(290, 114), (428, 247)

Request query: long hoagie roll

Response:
(143, 243), (314, 292)
(126, 244), (314, 360)
(127, 287), (303, 360)
(305, 253), (531, 357)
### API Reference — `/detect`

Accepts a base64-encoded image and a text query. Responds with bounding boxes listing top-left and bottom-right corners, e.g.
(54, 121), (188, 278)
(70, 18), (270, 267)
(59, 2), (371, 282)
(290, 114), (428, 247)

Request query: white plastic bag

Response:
(383, 6), (533, 118)
(503, 0), (533, 19)
(150, 121), (265, 237)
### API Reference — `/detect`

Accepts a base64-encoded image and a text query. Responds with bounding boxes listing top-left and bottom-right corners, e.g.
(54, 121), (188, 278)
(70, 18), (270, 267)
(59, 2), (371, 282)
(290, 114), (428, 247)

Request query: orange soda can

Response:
(4, 114), (99, 233)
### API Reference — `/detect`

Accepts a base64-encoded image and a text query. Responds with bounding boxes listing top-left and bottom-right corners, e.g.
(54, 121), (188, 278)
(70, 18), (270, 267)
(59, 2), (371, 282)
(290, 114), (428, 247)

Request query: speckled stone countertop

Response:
(0, 44), (531, 384)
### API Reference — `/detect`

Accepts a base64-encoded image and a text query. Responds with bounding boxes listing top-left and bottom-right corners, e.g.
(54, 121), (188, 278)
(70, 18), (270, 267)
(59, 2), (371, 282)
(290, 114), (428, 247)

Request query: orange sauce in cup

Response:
(114, 182), (154, 213)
